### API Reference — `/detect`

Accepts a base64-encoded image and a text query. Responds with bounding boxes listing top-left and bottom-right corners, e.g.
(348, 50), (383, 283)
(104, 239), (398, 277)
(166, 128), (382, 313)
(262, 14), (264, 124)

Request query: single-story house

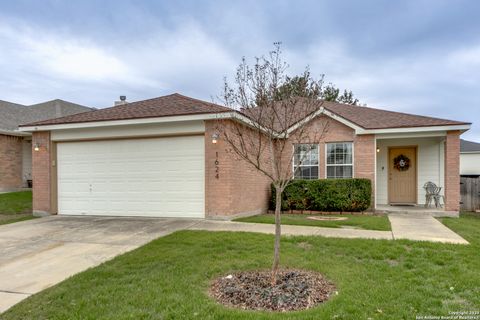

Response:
(0, 99), (94, 191)
(460, 139), (480, 176)
(19, 93), (470, 217)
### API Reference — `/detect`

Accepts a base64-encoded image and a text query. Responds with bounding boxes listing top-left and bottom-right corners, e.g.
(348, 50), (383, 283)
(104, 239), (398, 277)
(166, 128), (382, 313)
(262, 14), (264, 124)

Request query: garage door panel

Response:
(57, 136), (205, 218)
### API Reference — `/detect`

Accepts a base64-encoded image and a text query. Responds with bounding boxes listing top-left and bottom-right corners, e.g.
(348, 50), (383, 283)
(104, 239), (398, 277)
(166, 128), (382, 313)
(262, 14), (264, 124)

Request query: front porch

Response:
(374, 131), (460, 213)
(375, 204), (459, 217)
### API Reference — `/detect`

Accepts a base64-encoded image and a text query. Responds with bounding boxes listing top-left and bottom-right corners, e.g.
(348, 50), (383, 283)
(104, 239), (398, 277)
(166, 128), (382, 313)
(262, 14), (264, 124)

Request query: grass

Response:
(0, 191), (36, 225)
(234, 213), (391, 231)
(3, 213), (479, 319)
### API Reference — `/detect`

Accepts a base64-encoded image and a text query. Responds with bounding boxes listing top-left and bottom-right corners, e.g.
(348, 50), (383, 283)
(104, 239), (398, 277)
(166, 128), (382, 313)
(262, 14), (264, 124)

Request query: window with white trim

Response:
(326, 142), (353, 179)
(293, 144), (319, 179)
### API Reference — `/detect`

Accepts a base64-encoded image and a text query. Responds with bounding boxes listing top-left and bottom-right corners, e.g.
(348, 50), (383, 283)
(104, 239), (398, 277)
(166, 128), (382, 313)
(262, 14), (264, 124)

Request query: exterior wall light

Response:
(376, 148), (380, 153)
(34, 143), (40, 152)
(212, 133), (219, 144)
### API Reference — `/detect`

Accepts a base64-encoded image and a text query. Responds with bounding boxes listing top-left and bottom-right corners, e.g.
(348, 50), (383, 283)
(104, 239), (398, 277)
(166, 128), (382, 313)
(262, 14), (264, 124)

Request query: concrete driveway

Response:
(0, 216), (199, 313)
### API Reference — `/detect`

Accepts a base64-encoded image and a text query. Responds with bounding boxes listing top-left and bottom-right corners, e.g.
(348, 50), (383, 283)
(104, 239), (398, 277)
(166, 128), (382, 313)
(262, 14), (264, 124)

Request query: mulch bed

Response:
(210, 269), (336, 312)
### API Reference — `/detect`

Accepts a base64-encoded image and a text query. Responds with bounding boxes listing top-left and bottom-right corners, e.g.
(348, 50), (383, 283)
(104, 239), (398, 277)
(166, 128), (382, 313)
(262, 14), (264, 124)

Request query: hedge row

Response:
(270, 178), (372, 212)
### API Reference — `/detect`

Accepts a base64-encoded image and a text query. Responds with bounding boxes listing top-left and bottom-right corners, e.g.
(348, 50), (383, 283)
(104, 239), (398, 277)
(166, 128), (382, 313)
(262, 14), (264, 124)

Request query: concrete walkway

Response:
(189, 220), (392, 240)
(190, 216), (468, 244)
(388, 213), (468, 244)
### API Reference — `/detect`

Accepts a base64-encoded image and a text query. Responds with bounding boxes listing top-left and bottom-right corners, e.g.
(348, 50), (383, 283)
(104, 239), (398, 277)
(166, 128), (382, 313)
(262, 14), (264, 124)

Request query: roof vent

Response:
(115, 95), (128, 106)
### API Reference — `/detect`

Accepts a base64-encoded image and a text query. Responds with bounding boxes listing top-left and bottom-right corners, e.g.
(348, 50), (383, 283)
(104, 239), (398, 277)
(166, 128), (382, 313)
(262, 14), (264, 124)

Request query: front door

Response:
(389, 147), (417, 204)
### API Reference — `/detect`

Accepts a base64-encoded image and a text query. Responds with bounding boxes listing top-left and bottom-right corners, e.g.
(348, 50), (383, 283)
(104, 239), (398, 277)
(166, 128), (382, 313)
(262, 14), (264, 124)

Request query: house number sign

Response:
(215, 152), (220, 179)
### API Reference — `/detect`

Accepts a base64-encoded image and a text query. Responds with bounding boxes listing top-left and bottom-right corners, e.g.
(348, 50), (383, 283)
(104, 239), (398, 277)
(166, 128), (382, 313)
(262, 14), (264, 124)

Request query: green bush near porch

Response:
(271, 179), (371, 212)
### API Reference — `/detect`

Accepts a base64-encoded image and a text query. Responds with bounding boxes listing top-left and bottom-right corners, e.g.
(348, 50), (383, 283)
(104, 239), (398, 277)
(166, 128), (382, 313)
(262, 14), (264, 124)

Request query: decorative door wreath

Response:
(393, 154), (410, 171)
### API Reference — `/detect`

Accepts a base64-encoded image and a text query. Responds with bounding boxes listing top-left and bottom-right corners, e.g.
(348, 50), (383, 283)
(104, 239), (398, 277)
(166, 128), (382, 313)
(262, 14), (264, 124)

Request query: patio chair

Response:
(423, 181), (444, 208)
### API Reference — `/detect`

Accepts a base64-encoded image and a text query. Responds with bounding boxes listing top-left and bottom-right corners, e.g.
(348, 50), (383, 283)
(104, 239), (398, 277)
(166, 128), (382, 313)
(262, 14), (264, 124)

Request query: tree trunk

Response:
(271, 186), (282, 285)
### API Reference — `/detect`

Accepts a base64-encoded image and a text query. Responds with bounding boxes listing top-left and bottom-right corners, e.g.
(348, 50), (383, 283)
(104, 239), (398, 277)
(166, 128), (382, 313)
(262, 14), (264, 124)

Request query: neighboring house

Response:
(19, 93), (470, 217)
(0, 99), (94, 191)
(460, 139), (480, 176)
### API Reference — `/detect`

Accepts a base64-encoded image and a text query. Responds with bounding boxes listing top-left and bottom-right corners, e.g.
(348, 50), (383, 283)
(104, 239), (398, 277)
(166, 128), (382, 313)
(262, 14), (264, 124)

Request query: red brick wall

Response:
(444, 130), (460, 211)
(205, 120), (271, 217)
(205, 116), (376, 216)
(354, 134), (376, 207)
(0, 134), (23, 190)
(32, 131), (53, 215)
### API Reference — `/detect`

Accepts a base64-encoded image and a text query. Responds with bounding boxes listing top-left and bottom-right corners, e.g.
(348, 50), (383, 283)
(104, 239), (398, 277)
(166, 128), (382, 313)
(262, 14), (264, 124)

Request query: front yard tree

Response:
(219, 43), (329, 284)
(273, 70), (360, 105)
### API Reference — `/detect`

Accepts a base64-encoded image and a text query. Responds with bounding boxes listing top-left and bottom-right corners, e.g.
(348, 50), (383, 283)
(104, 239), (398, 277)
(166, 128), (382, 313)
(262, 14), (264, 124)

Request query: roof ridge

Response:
(19, 93), (231, 127)
(171, 93), (232, 111)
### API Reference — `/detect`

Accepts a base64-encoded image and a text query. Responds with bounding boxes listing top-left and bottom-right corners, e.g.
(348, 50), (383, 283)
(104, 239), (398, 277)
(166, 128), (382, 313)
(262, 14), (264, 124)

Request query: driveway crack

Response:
(0, 289), (32, 295)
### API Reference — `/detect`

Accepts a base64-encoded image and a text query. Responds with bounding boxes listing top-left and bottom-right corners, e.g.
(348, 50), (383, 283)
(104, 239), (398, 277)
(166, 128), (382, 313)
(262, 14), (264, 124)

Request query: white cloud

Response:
(0, 18), (236, 104)
(0, 23), (134, 82)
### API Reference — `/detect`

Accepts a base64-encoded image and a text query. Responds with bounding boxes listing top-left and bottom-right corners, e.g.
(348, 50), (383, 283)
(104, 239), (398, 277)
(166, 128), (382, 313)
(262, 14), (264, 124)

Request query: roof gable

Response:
(322, 100), (469, 130)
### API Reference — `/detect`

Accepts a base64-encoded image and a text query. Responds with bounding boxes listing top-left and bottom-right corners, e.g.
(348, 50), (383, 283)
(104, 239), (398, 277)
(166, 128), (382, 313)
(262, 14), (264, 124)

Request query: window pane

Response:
(325, 165), (353, 179)
(345, 143), (352, 154)
(327, 152), (334, 165)
(294, 165), (319, 179)
(311, 166), (318, 179)
(345, 154), (352, 164)
(293, 144), (319, 180)
(335, 166), (343, 178)
(335, 153), (344, 164)
(343, 166), (353, 178)
(327, 166), (335, 179)
(327, 144), (334, 154)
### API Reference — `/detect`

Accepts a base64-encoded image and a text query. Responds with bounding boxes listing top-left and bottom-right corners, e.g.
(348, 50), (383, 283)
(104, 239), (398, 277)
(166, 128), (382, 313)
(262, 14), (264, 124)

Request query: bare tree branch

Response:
(216, 43), (329, 284)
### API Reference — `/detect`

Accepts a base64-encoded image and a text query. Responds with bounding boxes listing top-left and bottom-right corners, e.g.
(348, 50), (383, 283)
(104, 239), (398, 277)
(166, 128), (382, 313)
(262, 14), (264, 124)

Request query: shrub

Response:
(270, 179), (371, 212)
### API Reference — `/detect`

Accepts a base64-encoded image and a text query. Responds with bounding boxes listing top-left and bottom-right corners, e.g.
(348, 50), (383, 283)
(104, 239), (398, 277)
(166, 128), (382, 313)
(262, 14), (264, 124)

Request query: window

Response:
(326, 142), (353, 179)
(293, 144), (319, 179)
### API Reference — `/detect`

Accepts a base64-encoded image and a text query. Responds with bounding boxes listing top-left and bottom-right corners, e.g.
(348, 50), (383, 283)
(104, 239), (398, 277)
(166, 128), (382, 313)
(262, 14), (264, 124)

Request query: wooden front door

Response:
(389, 147), (417, 204)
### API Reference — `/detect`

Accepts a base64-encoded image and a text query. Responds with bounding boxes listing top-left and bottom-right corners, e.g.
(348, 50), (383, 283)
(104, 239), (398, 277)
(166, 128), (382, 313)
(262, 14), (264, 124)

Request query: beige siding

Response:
(460, 153), (480, 175)
(376, 137), (445, 205)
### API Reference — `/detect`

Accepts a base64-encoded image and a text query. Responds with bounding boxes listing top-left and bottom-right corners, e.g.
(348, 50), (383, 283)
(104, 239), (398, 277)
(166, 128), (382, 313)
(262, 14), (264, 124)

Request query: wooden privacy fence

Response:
(460, 176), (480, 212)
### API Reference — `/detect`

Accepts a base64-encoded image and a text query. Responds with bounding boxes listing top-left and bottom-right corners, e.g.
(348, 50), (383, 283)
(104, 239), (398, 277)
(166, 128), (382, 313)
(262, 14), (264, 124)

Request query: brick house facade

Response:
(0, 134), (23, 190)
(21, 94), (468, 217)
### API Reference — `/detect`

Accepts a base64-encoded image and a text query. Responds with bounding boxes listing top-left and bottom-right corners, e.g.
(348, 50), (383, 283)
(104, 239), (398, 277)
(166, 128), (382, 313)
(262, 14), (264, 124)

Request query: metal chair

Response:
(423, 182), (444, 208)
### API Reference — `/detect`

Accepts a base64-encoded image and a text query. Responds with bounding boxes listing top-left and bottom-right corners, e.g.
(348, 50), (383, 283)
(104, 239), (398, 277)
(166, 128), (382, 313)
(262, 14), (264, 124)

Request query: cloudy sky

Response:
(1, 0), (479, 140)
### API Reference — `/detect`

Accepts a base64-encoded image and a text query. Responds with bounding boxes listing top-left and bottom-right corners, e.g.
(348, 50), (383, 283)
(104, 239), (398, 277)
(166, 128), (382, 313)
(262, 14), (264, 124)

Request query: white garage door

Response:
(57, 136), (205, 218)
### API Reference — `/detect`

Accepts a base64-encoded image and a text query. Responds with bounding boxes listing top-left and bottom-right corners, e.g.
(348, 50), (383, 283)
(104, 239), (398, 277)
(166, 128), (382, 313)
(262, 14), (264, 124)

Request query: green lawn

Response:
(3, 213), (479, 319)
(0, 191), (36, 225)
(234, 213), (391, 231)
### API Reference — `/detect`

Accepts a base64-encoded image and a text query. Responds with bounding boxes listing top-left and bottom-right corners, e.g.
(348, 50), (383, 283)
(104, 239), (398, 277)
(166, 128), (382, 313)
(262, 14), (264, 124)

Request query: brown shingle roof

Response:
(241, 98), (469, 131)
(322, 100), (469, 129)
(21, 93), (469, 130)
(20, 93), (231, 127)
